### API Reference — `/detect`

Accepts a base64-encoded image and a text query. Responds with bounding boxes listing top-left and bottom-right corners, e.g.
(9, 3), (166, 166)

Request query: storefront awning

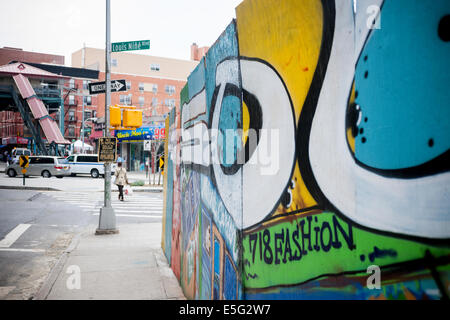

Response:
(2, 137), (29, 145)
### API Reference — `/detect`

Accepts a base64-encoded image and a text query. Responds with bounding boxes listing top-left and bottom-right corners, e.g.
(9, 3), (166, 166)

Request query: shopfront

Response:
(115, 125), (165, 172)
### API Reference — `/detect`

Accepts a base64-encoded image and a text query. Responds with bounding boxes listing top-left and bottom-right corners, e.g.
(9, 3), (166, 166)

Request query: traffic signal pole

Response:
(96, 0), (118, 235)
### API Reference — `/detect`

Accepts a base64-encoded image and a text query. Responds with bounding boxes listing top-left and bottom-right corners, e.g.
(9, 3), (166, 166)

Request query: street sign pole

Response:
(96, 0), (118, 235)
(82, 95), (85, 153)
(19, 155), (29, 186)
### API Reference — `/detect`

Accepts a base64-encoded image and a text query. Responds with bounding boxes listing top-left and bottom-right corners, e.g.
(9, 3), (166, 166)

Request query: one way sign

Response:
(88, 80), (127, 95)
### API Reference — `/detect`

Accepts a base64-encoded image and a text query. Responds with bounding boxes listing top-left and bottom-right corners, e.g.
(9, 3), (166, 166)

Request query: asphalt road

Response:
(0, 175), (163, 300)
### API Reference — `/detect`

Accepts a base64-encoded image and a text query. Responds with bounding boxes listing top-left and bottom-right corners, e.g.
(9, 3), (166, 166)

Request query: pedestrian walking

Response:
(114, 161), (128, 201)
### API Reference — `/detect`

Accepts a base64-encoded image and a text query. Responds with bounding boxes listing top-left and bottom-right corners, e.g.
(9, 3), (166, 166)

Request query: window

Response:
(120, 94), (132, 105)
(57, 157), (69, 164)
(84, 110), (92, 120)
(68, 126), (75, 136)
(69, 79), (75, 89)
(126, 81), (131, 90)
(67, 156), (75, 162)
(139, 82), (144, 92)
(165, 85), (176, 95)
(152, 84), (158, 94)
(83, 80), (90, 90)
(68, 110), (75, 121)
(78, 156), (98, 162)
(139, 96), (145, 107)
(112, 58), (118, 67)
(164, 99), (176, 107)
(152, 98), (158, 107)
(34, 157), (54, 164)
(150, 64), (160, 71)
(69, 95), (75, 105)
(29, 157), (39, 164)
(83, 96), (92, 106)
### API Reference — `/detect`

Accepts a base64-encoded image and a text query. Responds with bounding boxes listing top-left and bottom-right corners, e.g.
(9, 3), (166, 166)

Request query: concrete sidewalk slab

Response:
(37, 223), (185, 300)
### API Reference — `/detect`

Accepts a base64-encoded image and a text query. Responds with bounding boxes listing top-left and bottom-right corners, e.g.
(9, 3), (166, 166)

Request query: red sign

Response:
(3, 137), (28, 145)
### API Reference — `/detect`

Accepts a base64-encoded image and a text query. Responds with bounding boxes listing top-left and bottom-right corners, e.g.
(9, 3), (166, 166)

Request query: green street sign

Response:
(112, 40), (150, 52)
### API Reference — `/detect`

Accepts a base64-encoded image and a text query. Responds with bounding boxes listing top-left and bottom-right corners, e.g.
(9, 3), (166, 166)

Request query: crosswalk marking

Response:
(43, 191), (163, 220)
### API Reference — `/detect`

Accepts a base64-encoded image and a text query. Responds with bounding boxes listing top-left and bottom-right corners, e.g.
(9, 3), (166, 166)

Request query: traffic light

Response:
(123, 109), (142, 128)
(110, 105), (121, 127)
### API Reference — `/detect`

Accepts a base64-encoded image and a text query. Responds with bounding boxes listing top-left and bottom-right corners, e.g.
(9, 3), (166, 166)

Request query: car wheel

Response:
(7, 168), (16, 177)
(42, 170), (51, 178)
(91, 169), (99, 178)
(70, 173), (76, 177)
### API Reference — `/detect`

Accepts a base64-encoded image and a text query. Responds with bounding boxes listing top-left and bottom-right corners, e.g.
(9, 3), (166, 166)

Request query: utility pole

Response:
(96, 0), (118, 235)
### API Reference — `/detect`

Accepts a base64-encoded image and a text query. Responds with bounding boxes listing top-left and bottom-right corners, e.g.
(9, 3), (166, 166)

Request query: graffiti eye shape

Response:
(242, 89), (263, 163)
(281, 188), (293, 209)
(345, 102), (362, 154)
(281, 178), (296, 209)
(438, 15), (450, 42)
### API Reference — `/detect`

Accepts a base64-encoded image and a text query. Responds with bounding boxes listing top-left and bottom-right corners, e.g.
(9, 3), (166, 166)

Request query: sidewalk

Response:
(35, 223), (186, 300)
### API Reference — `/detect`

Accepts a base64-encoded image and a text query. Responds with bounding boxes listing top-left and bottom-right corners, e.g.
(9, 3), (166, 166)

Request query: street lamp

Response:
(81, 117), (97, 153)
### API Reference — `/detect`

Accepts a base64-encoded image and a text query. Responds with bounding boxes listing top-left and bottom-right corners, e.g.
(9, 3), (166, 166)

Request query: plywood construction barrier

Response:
(162, 0), (450, 300)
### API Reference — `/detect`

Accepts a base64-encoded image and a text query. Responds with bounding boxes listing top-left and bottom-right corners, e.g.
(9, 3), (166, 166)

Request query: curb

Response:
(0, 186), (162, 192)
(0, 186), (61, 191)
(112, 189), (163, 193)
(33, 229), (85, 300)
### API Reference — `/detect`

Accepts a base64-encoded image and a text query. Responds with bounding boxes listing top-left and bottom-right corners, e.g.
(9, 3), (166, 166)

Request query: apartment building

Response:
(71, 47), (199, 119)
(71, 46), (199, 171)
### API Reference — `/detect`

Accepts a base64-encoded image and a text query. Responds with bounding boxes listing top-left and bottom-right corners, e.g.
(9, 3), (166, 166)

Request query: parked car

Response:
(6, 156), (70, 178)
(66, 154), (116, 178)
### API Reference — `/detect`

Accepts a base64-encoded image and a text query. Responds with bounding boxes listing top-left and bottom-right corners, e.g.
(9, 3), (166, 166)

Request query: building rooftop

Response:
(72, 47), (199, 81)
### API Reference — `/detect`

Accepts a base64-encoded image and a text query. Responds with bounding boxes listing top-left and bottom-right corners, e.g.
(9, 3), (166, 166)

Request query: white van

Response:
(66, 154), (116, 178)
(11, 148), (32, 163)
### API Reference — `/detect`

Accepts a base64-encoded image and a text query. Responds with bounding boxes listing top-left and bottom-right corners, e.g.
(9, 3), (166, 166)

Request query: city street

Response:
(0, 173), (163, 299)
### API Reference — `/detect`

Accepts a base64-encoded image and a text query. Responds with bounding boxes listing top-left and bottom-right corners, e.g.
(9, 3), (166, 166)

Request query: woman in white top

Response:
(114, 161), (128, 201)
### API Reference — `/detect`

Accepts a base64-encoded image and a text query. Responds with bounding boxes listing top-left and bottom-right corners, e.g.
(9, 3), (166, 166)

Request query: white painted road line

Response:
(0, 224), (31, 248)
(92, 213), (162, 218)
(0, 248), (46, 253)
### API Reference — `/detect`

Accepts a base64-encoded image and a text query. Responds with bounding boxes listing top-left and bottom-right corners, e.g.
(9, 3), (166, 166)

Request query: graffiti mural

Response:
(163, 0), (450, 300)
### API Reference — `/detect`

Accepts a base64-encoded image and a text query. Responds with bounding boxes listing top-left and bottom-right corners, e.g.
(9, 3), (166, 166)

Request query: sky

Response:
(0, 0), (244, 65)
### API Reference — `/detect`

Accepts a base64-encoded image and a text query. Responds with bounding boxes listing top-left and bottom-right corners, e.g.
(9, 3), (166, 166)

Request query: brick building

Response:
(0, 47), (64, 66)
(71, 47), (199, 119)
(190, 43), (209, 61)
(0, 45), (206, 163)
(71, 46), (201, 171)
